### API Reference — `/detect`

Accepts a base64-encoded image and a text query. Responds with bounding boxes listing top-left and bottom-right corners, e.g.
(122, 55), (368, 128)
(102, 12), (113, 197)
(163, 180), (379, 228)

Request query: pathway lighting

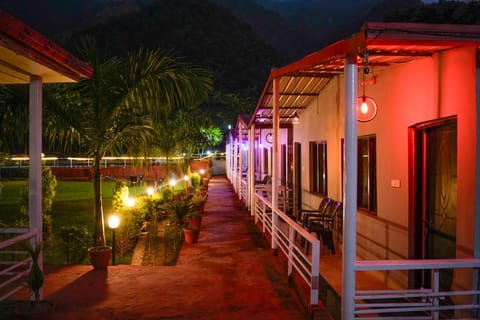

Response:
(169, 179), (177, 188)
(108, 214), (120, 265)
(126, 197), (135, 207)
(147, 187), (154, 197)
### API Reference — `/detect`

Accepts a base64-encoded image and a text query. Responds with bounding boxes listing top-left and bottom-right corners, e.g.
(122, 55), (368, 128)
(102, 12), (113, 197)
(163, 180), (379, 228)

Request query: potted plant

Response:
(87, 245), (112, 270)
(161, 196), (202, 244)
(183, 225), (200, 244)
(161, 196), (195, 226)
(0, 241), (54, 317)
(186, 210), (202, 229)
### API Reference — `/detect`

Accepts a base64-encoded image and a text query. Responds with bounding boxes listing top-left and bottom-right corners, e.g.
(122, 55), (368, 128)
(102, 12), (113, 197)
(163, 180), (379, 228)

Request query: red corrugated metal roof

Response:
(250, 22), (480, 127)
(0, 10), (92, 83)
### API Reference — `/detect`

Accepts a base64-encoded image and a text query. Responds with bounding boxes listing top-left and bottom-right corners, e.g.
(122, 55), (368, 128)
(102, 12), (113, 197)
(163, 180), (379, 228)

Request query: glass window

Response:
(310, 141), (327, 195)
(357, 135), (377, 213)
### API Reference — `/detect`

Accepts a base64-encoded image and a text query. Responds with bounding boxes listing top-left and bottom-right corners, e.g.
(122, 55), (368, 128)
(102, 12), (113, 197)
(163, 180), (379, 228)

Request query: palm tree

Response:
(47, 37), (212, 246)
(0, 85), (29, 154)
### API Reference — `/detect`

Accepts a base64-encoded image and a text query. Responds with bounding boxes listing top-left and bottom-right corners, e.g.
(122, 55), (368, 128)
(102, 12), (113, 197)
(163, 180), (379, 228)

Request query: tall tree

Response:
(46, 37), (212, 246)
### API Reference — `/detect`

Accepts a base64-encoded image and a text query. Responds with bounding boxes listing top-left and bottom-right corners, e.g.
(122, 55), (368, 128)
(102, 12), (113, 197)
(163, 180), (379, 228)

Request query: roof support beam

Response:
(271, 77), (280, 251)
(28, 75), (43, 300)
(342, 54), (358, 320)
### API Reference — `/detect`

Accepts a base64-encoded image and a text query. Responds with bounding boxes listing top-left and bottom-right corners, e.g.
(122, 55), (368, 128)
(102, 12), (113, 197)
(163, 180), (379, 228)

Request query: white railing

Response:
(0, 228), (35, 301)
(254, 191), (320, 307)
(240, 178), (248, 202)
(355, 259), (480, 319)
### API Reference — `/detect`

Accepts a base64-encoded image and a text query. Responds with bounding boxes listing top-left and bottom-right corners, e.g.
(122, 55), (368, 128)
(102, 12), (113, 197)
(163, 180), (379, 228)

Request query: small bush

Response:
(161, 186), (173, 201)
(112, 180), (129, 210)
(191, 173), (201, 188)
(58, 225), (90, 263)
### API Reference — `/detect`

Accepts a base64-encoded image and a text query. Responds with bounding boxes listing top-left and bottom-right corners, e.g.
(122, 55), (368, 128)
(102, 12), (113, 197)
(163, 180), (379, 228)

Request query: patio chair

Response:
(304, 201), (342, 254)
(291, 197), (332, 246)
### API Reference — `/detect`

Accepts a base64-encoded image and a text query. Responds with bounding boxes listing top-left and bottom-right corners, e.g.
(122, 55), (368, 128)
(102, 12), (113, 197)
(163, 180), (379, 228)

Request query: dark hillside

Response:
(64, 0), (288, 93)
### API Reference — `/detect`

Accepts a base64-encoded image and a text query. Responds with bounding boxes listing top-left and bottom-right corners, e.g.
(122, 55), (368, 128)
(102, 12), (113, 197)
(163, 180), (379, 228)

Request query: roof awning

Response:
(0, 10), (92, 84)
(250, 22), (480, 128)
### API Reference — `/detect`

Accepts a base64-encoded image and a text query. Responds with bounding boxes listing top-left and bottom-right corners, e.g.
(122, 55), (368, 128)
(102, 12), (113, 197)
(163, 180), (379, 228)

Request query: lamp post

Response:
(108, 214), (120, 265)
(147, 187), (154, 197)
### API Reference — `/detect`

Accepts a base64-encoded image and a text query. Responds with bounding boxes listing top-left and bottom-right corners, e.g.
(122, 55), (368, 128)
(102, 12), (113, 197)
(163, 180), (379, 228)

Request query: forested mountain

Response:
(1, 0), (479, 129)
(63, 0), (287, 93)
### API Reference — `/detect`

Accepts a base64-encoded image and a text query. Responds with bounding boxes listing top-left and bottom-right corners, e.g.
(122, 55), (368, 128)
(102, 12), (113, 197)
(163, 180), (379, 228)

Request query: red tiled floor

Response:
(20, 176), (331, 319)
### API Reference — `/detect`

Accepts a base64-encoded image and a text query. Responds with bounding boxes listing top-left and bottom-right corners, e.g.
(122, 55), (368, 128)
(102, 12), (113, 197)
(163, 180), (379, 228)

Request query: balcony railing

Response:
(0, 228), (35, 301)
(254, 191), (320, 307)
(355, 259), (480, 319)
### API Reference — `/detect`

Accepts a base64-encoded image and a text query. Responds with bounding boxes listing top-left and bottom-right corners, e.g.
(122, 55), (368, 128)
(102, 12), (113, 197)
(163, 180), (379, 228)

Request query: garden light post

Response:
(108, 214), (120, 265)
(147, 187), (154, 197)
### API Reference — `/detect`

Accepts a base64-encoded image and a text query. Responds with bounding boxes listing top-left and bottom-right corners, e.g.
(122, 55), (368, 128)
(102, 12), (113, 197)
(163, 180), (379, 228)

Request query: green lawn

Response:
(0, 180), (148, 264)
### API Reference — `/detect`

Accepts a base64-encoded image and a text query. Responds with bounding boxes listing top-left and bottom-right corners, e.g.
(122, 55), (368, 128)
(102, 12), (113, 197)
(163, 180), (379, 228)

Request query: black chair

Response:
(300, 197), (332, 227)
(304, 201), (342, 254)
(292, 197), (332, 247)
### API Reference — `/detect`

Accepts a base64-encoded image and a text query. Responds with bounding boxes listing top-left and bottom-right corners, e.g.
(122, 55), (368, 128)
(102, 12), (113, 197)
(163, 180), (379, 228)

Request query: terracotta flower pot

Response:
(187, 216), (202, 229)
(88, 246), (112, 270)
(183, 228), (199, 244)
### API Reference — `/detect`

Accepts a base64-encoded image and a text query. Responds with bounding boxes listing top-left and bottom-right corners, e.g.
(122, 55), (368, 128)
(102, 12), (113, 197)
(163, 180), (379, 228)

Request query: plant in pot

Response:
(0, 241), (54, 318)
(186, 210), (202, 229)
(161, 196), (200, 244)
(183, 225), (200, 244)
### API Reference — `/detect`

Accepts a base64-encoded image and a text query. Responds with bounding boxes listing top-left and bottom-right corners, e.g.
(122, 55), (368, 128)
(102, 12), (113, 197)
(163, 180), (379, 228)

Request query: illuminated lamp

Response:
(356, 96), (377, 122)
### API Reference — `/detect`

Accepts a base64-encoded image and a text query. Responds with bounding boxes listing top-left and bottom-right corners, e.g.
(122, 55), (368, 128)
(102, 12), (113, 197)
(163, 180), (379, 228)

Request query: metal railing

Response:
(240, 178), (248, 202)
(254, 191), (320, 306)
(355, 259), (480, 319)
(0, 228), (35, 301)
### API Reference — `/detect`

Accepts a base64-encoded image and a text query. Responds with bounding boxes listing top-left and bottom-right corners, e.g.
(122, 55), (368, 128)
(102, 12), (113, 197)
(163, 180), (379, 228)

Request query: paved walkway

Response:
(37, 176), (329, 319)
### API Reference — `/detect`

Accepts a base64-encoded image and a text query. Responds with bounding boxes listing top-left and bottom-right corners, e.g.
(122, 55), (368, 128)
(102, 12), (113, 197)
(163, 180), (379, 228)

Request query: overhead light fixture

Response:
(357, 96), (377, 122)
(291, 111), (300, 124)
(357, 49), (377, 122)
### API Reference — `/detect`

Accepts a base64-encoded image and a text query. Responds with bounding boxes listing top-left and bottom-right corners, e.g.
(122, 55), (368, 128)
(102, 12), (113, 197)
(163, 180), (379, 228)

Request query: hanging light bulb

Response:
(357, 96), (377, 122)
(357, 51), (377, 122)
(360, 97), (368, 114)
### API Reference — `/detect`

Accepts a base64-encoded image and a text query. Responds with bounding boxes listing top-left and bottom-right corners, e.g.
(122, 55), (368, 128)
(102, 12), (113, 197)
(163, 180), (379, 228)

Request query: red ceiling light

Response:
(357, 96), (377, 122)
(357, 49), (377, 122)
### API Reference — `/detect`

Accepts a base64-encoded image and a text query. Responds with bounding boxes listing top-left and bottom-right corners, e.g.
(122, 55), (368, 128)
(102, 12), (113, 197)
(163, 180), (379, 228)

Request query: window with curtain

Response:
(310, 141), (327, 195)
(358, 135), (377, 213)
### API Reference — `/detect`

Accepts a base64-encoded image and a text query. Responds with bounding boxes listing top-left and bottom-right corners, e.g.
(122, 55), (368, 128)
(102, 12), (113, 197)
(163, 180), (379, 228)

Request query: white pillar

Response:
(248, 124), (255, 213)
(233, 137), (238, 193)
(29, 75), (43, 300)
(342, 55), (358, 319)
(271, 77), (280, 250)
(473, 61), (480, 315)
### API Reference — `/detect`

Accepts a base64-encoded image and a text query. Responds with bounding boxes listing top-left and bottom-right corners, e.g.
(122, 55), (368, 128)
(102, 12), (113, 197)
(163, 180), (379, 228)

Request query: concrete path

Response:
(36, 176), (329, 319)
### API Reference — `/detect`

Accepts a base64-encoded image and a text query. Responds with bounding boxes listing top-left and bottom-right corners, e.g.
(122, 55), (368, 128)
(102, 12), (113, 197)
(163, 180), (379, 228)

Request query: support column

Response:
(473, 62), (480, 316)
(248, 124), (255, 214)
(233, 137), (238, 193)
(342, 55), (358, 319)
(238, 125), (244, 201)
(29, 75), (43, 300)
(271, 77), (280, 251)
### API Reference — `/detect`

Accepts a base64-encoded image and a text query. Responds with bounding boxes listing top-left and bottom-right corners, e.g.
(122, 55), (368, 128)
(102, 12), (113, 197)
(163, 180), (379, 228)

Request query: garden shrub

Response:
(161, 186), (173, 201)
(59, 225), (90, 263)
(112, 180), (129, 210)
(17, 167), (57, 246)
(191, 173), (201, 188)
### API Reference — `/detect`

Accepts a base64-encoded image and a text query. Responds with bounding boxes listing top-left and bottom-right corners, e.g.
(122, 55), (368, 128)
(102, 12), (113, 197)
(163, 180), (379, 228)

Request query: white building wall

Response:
(293, 46), (477, 287)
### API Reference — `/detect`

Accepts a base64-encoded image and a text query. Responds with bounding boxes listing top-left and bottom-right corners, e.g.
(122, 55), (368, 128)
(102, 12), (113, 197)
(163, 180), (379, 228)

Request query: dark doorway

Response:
(409, 116), (457, 290)
(294, 142), (302, 215)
